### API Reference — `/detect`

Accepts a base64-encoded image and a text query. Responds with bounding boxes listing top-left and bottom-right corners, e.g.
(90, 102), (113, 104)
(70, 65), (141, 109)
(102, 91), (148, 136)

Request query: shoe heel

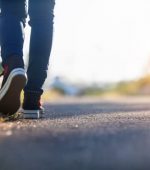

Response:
(0, 74), (26, 115)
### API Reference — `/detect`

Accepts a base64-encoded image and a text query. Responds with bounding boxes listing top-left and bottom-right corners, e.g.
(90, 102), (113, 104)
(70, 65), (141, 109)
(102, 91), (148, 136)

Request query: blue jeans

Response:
(0, 0), (55, 94)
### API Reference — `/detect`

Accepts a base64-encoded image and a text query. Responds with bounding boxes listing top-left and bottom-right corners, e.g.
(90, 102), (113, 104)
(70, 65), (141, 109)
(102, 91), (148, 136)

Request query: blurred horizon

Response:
(24, 0), (150, 84)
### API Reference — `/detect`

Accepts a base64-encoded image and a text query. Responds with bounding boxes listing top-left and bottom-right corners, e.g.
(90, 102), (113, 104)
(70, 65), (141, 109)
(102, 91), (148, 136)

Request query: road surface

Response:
(1, 96), (150, 170)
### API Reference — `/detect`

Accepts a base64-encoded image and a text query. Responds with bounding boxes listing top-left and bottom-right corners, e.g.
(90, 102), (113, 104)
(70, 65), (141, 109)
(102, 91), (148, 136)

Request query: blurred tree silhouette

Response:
(82, 74), (150, 96)
(109, 74), (150, 95)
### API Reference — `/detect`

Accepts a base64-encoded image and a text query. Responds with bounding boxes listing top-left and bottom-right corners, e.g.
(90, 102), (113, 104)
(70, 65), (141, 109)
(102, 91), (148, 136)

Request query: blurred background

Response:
(23, 0), (150, 98)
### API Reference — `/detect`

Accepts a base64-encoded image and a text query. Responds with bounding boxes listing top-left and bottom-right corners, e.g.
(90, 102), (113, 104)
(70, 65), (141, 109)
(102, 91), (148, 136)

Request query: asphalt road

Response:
(1, 96), (150, 170)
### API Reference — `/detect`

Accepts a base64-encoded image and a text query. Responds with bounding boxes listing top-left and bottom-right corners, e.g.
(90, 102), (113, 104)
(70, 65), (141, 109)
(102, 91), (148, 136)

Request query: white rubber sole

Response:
(21, 109), (44, 119)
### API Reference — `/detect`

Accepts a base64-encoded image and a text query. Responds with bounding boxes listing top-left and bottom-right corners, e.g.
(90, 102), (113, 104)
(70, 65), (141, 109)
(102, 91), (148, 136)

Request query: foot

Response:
(0, 56), (26, 118)
(22, 91), (44, 119)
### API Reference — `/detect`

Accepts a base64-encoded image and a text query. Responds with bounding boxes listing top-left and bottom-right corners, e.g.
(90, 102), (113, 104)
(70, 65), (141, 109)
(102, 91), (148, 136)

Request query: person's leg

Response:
(0, 0), (27, 117)
(23, 0), (55, 119)
(25, 0), (55, 93)
(1, 0), (27, 63)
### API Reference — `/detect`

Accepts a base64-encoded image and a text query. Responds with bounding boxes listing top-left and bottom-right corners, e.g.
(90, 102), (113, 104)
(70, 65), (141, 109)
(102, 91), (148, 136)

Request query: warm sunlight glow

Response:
(24, 0), (150, 83)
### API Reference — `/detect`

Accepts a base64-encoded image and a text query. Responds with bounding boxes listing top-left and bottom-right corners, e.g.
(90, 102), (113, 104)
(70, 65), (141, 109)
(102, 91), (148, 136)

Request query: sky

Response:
(24, 0), (150, 83)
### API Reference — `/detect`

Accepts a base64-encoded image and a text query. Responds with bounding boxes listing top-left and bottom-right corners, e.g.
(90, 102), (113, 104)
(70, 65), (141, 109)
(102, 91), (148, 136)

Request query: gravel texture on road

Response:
(1, 97), (150, 170)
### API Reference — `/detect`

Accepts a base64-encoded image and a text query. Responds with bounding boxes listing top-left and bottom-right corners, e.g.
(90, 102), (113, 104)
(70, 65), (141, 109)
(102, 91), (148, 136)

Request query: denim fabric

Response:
(0, 0), (55, 93)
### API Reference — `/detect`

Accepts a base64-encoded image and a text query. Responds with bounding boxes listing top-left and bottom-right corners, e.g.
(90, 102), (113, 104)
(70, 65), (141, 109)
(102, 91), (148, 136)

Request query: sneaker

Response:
(0, 55), (27, 118)
(22, 91), (44, 119)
